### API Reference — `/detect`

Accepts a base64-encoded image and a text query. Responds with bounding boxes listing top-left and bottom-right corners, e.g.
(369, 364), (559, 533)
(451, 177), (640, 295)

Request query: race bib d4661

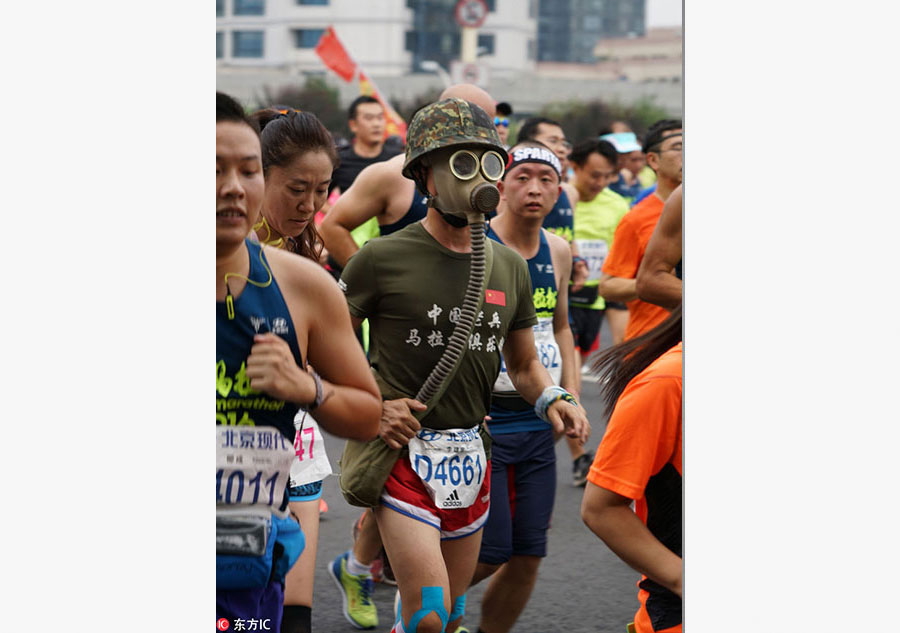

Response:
(216, 426), (294, 518)
(407, 427), (486, 510)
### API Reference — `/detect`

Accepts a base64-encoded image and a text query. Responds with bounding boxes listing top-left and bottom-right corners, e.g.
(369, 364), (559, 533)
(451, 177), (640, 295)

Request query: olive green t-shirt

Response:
(339, 221), (537, 430)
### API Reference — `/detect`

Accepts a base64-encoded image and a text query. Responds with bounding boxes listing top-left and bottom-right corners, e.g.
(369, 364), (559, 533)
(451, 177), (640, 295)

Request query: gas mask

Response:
(427, 147), (506, 227)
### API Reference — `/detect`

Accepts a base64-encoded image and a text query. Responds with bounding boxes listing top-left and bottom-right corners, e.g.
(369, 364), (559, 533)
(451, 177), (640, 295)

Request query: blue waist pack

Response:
(216, 509), (305, 590)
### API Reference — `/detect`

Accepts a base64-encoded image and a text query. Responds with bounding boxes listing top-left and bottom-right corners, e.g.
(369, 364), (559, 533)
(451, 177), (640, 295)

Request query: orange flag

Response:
(314, 27), (356, 82)
(358, 70), (408, 141)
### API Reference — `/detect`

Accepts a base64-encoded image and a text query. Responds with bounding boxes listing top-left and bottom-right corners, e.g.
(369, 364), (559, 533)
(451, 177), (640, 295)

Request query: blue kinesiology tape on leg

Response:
(406, 586), (449, 633)
(450, 594), (467, 621)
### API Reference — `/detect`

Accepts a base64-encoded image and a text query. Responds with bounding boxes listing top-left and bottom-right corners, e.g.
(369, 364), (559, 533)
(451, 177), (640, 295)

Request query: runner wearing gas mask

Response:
(336, 97), (590, 633)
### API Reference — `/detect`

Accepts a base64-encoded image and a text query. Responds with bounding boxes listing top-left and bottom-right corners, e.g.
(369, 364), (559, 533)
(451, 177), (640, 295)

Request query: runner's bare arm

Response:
(581, 482), (683, 598)
(597, 271), (638, 303)
(570, 240), (588, 292)
(266, 248), (381, 441)
(319, 161), (392, 268)
(562, 183), (588, 291)
(547, 230), (580, 397)
(502, 326), (549, 404)
(636, 184), (682, 309)
(502, 326), (590, 443)
(379, 399), (426, 450)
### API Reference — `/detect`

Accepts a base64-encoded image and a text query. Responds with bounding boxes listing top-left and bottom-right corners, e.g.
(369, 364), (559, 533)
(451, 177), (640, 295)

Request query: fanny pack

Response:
(216, 425), (304, 589)
(216, 508), (305, 589)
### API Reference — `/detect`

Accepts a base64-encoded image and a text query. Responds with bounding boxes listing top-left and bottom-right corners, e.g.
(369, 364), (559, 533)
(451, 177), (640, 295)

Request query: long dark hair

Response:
(250, 108), (340, 262)
(593, 303), (682, 411)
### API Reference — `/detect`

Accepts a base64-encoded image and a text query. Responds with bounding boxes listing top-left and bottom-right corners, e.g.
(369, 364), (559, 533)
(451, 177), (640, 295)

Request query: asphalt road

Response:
(310, 343), (641, 633)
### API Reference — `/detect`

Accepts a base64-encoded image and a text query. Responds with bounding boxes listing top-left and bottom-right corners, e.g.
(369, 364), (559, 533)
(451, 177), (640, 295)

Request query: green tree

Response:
(255, 77), (348, 138)
(538, 97), (673, 145)
(394, 88), (443, 124)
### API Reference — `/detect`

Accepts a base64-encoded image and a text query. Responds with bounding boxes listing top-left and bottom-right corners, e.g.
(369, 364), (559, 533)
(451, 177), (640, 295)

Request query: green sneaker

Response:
(328, 551), (378, 629)
(454, 627), (471, 633)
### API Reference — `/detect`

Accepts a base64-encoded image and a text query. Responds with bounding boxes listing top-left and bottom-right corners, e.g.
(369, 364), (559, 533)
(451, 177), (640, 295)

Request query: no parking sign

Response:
(455, 0), (488, 29)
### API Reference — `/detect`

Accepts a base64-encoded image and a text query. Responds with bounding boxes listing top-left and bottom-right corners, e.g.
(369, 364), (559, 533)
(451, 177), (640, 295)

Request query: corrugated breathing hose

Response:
(414, 220), (487, 404)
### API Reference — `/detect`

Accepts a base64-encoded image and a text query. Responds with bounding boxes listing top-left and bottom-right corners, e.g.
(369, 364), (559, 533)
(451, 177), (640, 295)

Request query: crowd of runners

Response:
(216, 82), (683, 633)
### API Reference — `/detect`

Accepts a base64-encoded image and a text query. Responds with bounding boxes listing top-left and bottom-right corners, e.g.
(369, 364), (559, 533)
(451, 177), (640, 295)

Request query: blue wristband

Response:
(534, 386), (579, 423)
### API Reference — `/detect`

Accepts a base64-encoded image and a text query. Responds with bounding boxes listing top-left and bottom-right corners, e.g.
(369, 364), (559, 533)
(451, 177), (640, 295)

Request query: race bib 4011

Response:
(216, 426), (294, 518)
(407, 427), (486, 510)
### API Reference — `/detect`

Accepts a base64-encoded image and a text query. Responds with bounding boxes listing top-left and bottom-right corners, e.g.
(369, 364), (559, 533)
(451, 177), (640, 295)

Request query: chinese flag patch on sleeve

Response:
(485, 289), (506, 306)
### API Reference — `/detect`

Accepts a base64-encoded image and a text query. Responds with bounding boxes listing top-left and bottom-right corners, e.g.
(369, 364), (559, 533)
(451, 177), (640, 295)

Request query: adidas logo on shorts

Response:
(443, 489), (463, 508)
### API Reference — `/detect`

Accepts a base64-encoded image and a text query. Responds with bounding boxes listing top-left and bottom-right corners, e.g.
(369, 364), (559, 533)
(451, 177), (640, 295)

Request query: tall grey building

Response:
(537, 0), (645, 63)
(405, 0), (504, 73)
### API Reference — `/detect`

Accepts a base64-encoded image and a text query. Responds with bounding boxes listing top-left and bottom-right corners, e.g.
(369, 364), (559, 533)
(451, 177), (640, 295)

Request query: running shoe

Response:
(572, 452), (594, 487)
(319, 498), (328, 514)
(328, 551), (378, 629)
(454, 627), (471, 633)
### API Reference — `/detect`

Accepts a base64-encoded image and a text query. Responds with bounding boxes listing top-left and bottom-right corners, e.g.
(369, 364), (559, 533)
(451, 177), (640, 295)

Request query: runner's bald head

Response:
(439, 84), (496, 119)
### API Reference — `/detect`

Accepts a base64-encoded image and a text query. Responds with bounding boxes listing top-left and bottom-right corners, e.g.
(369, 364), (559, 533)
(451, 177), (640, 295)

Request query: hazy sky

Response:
(646, 0), (682, 27)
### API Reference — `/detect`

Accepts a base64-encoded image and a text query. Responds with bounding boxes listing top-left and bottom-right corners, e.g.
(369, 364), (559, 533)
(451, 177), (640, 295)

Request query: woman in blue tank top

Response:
(216, 92), (381, 632)
(246, 104), (353, 633)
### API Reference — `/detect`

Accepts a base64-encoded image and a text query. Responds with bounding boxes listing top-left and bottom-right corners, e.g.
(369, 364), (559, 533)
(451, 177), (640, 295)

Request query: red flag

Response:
(314, 27), (356, 82)
(358, 70), (408, 141)
(485, 289), (506, 306)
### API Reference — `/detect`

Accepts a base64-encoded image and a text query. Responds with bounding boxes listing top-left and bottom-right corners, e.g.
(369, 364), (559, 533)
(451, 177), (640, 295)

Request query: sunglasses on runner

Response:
(494, 117), (509, 127)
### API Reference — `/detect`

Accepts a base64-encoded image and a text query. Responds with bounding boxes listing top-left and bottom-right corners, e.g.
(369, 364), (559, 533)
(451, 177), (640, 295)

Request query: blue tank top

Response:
(380, 188), (428, 236)
(541, 190), (574, 243)
(486, 227), (560, 433)
(216, 239), (305, 441)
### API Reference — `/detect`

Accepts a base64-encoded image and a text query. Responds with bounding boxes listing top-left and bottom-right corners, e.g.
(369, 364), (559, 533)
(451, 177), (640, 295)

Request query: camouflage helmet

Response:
(402, 98), (508, 188)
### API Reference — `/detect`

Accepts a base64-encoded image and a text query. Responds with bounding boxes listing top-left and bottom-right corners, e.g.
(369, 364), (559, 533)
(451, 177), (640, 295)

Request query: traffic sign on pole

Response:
(454, 0), (488, 29)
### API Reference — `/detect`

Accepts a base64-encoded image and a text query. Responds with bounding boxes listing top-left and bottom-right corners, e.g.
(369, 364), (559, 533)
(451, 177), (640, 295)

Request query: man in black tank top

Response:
(329, 96), (403, 197)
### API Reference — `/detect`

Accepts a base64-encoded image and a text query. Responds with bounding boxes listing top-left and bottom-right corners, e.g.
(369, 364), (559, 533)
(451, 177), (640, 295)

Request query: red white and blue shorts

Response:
(381, 453), (492, 540)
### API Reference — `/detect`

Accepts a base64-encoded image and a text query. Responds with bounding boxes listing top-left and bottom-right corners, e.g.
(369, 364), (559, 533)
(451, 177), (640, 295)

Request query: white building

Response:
(216, 0), (681, 117)
(216, 0), (536, 79)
